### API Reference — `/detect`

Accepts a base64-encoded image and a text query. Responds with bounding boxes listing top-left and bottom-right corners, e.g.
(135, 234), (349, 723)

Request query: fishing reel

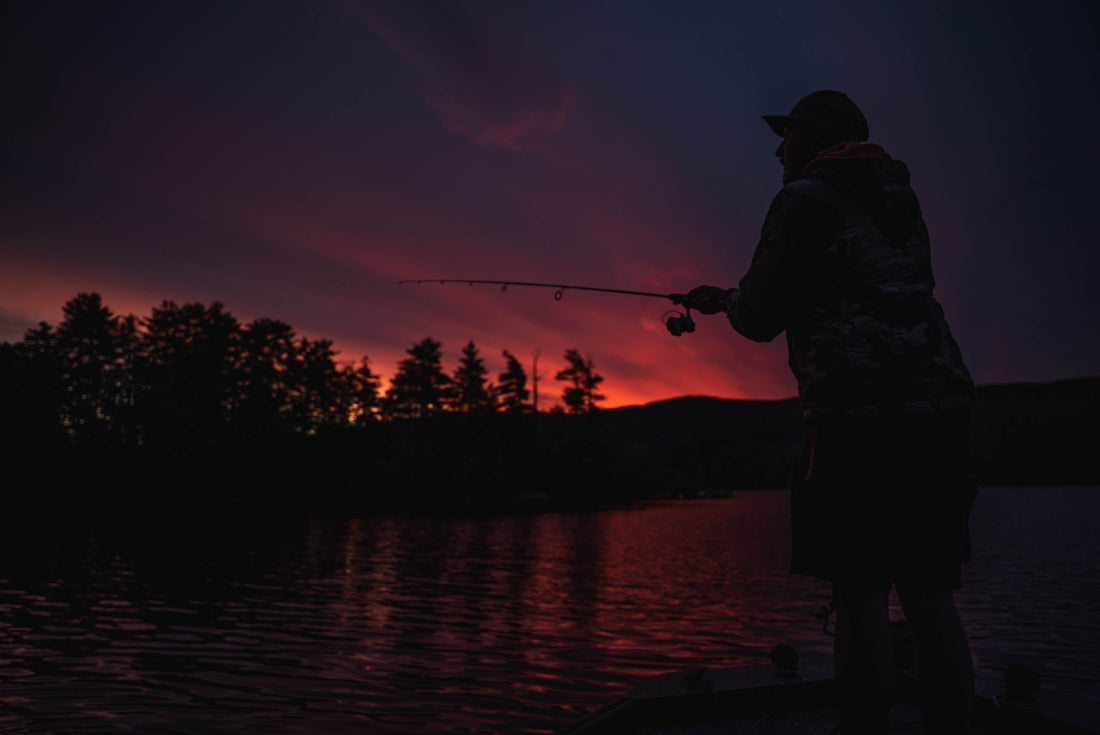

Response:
(664, 308), (695, 337)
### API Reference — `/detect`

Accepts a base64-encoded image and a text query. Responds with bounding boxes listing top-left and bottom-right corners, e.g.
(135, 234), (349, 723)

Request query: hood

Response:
(802, 143), (921, 244)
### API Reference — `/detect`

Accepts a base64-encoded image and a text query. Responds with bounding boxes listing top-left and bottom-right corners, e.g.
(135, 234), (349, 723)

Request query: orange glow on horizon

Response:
(0, 265), (796, 411)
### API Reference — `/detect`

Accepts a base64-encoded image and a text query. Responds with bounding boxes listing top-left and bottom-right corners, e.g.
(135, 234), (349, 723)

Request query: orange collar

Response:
(803, 142), (890, 174)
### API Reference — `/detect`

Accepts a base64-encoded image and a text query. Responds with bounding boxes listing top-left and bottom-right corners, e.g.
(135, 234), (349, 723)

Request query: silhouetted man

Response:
(680, 90), (977, 734)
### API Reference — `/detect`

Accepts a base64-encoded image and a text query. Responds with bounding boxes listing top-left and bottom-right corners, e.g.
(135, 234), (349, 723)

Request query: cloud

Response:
(345, 0), (574, 152)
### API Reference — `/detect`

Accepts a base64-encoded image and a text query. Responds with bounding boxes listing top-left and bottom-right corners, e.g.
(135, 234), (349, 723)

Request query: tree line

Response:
(0, 293), (611, 449)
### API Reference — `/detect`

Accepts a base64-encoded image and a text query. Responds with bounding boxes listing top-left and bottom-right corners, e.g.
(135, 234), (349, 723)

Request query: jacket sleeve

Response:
(727, 186), (817, 342)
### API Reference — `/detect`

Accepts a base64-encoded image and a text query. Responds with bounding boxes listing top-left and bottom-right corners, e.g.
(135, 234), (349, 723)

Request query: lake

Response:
(0, 487), (1097, 734)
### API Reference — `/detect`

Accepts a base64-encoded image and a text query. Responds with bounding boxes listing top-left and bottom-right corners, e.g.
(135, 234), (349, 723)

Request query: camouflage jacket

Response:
(727, 143), (975, 420)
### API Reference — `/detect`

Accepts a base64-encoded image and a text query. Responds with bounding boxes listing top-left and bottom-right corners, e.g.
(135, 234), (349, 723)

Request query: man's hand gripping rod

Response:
(397, 279), (696, 336)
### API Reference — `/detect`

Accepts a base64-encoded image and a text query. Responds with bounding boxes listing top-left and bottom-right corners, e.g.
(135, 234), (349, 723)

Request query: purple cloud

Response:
(345, 0), (574, 151)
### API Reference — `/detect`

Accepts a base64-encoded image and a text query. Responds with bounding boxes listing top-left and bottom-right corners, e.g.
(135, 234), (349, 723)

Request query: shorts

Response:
(789, 407), (978, 588)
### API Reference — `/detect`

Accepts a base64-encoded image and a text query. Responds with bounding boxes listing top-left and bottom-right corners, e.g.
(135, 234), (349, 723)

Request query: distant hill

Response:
(581, 395), (804, 493)
(585, 377), (1100, 490)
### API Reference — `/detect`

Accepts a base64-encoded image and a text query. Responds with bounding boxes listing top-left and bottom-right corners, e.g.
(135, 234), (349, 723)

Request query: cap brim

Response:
(762, 115), (789, 137)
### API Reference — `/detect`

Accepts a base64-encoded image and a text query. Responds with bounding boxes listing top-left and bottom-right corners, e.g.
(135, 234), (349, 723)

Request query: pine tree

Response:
(555, 349), (605, 414)
(237, 318), (298, 432)
(497, 349), (529, 413)
(296, 337), (343, 432)
(453, 340), (492, 412)
(347, 355), (382, 423)
(139, 300), (241, 441)
(54, 292), (135, 442)
(386, 337), (452, 418)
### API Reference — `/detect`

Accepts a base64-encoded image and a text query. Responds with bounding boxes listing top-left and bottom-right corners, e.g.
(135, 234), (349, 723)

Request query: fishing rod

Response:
(398, 279), (696, 336)
(399, 279), (674, 300)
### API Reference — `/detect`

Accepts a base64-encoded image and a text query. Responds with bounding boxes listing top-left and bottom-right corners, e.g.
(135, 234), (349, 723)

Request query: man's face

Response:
(777, 123), (820, 184)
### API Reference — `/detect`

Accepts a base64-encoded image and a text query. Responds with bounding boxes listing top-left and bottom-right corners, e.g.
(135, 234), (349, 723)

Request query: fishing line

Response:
(398, 279), (696, 336)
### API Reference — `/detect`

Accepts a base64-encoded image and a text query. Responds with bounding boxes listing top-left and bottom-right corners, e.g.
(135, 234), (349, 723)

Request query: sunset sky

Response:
(3, 1), (1098, 408)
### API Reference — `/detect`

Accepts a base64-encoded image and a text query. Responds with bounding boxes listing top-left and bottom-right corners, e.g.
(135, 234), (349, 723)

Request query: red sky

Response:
(3, 1), (1098, 408)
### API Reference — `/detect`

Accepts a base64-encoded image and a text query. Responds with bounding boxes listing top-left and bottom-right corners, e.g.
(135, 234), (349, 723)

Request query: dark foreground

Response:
(555, 653), (1096, 735)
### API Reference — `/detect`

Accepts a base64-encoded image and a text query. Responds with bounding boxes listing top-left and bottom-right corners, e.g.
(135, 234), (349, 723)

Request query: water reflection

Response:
(0, 490), (1097, 734)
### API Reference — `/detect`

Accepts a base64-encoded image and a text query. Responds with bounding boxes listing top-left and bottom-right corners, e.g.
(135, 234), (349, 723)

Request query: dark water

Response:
(0, 487), (1097, 734)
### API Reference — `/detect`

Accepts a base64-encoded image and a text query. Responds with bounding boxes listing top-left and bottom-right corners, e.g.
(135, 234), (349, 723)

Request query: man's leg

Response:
(832, 580), (894, 735)
(895, 584), (974, 734)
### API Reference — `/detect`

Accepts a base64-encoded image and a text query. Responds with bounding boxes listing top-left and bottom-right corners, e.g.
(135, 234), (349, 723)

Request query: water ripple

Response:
(0, 488), (1096, 733)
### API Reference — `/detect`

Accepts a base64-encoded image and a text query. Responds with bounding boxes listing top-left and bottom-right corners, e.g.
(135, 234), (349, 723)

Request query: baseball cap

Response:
(763, 90), (869, 142)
